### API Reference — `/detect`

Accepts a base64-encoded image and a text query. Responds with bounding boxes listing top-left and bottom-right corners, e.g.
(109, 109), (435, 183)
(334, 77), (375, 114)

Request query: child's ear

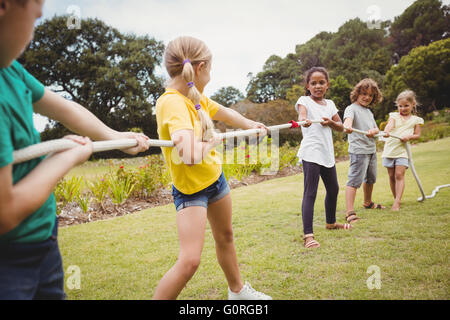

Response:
(194, 62), (205, 76)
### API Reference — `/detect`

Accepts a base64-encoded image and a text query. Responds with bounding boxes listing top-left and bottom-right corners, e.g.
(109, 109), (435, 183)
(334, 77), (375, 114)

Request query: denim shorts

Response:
(347, 153), (377, 188)
(172, 171), (230, 212)
(0, 217), (65, 300)
(382, 157), (409, 168)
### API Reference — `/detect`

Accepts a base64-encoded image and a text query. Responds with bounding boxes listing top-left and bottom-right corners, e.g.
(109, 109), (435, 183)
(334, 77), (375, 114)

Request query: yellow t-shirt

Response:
(156, 88), (222, 194)
(382, 112), (424, 159)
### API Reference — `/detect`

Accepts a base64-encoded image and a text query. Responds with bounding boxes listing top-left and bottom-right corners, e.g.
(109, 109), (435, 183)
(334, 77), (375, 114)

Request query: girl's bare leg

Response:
(392, 166), (407, 211)
(207, 194), (243, 293)
(387, 167), (396, 198)
(153, 207), (207, 300)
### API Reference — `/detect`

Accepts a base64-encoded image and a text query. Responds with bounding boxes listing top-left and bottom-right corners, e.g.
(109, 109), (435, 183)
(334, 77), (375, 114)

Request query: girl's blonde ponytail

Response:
(165, 36), (216, 141)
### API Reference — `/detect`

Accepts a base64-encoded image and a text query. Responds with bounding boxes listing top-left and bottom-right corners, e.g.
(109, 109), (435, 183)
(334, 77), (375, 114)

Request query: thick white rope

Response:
(12, 120), (448, 201)
(12, 120), (322, 165)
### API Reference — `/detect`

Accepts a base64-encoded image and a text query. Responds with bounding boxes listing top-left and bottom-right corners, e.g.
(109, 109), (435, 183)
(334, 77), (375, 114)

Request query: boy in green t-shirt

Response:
(0, 0), (149, 299)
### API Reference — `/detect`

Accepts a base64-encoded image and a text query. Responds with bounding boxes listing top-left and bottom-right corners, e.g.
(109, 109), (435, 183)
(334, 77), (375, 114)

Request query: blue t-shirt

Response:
(0, 60), (56, 243)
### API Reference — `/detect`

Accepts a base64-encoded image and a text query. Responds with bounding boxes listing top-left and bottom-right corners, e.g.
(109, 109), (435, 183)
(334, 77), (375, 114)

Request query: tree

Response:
(323, 19), (392, 85)
(210, 86), (244, 107)
(381, 38), (450, 117)
(327, 76), (353, 111)
(245, 19), (392, 103)
(19, 16), (165, 148)
(389, 0), (450, 57)
(246, 55), (285, 103)
(286, 85), (305, 105)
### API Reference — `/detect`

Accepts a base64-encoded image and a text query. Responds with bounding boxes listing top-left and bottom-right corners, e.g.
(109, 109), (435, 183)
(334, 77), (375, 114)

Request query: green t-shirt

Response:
(0, 60), (56, 243)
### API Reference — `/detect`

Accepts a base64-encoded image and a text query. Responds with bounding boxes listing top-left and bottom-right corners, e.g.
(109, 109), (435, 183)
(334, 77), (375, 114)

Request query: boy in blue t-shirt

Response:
(0, 0), (149, 299)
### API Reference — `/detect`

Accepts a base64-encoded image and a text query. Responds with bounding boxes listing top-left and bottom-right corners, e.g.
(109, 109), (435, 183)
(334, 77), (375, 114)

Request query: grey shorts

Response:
(382, 157), (409, 168)
(347, 153), (377, 188)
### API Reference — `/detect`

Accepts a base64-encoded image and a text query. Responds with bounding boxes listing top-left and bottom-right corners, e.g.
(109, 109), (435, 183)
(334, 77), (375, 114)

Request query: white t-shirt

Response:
(295, 96), (339, 168)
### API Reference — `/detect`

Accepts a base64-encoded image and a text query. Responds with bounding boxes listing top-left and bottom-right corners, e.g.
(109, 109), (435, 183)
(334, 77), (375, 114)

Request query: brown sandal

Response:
(363, 202), (386, 209)
(326, 223), (352, 230)
(303, 233), (320, 248)
(346, 211), (360, 224)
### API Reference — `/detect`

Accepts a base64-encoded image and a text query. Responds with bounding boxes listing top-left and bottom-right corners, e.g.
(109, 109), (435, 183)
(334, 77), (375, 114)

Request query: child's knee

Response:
(178, 256), (201, 278)
(215, 229), (234, 246)
(395, 171), (405, 181)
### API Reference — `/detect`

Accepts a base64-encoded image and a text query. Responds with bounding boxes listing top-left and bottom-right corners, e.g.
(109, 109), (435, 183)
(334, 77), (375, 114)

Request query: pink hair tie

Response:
(183, 59), (191, 65)
(195, 104), (201, 110)
(187, 82), (194, 88)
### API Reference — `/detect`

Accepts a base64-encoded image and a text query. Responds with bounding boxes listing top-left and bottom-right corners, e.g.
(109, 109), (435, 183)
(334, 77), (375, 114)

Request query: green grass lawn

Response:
(59, 138), (450, 300)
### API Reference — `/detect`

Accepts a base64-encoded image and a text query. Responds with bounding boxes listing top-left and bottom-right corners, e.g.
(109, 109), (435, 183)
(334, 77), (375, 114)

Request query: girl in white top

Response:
(382, 90), (424, 211)
(295, 67), (351, 249)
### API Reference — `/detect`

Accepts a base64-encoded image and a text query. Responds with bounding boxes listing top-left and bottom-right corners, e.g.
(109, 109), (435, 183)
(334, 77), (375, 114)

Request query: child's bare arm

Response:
(343, 117), (353, 133)
(297, 105), (312, 127)
(383, 118), (395, 137)
(367, 122), (380, 137)
(170, 129), (222, 166)
(0, 137), (92, 235)
(33, 89), (149, 155)
(321, 113), (344, 132)
(212, 105), (268, 134)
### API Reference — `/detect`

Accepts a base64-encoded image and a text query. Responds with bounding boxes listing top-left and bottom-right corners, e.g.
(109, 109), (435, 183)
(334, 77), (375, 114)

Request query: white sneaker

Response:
(228, 281), (272, 300)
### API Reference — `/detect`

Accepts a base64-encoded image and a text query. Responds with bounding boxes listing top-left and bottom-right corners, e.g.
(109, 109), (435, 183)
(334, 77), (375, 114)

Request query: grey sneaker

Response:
(228, 281), (272, 300)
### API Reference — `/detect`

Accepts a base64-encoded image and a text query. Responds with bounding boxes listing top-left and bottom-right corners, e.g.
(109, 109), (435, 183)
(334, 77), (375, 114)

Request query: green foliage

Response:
(19, 16), (165, 148)
(389, 0), (450, 57)
(323, 19), (392, 85)
(245, 2), (449, 120)
(210, 86), (245, 107)
(328, 76), (352, 110)
(286, 85), (305, 105)
(54, 176), (84, 214)
(222, 137), (299, 182)
(88, 178), (109, 207)
(382, 38), (450, 117)
(108, 172), (136, 205)
(133, 156), (171, 198)
(246, 18), (392, 104)
(246, 54), (303, 103)
(76, 194), (92, 213)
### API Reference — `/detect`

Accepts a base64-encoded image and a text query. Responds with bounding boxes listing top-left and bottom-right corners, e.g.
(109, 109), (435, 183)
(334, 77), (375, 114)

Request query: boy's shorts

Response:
(347, 153), (377, 188)
(0, 217), (65, 300)
(382, 157), (409, 168)
(172, 171), (230, 212)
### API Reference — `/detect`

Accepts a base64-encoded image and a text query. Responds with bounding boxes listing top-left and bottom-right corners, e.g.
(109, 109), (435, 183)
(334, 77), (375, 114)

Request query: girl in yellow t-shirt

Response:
(382, 90), (424, 211)
(154, 36), (271, 300)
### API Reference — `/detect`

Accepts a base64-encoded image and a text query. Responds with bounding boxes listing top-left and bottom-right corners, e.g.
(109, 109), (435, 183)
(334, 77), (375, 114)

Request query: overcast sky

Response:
(34, 0), (443, 131)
